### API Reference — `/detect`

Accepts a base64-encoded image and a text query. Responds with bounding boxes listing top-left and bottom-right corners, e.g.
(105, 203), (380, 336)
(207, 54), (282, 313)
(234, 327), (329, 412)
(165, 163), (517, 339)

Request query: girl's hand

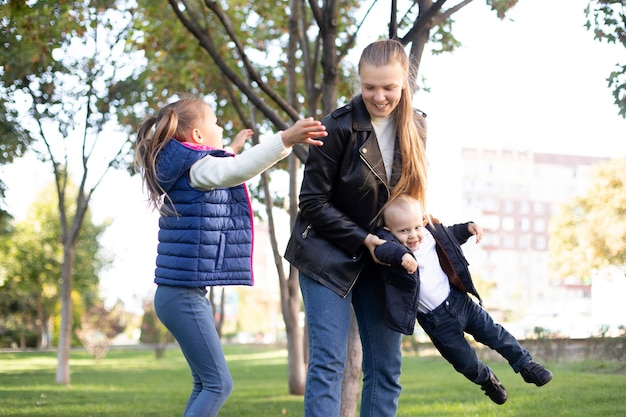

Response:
(230, 129), (253, 154)
(281, 117), (327, 147)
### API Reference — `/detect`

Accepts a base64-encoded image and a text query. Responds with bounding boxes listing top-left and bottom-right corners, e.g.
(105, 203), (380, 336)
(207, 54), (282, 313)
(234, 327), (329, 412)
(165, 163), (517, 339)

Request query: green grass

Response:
(0, 346), (624, 417)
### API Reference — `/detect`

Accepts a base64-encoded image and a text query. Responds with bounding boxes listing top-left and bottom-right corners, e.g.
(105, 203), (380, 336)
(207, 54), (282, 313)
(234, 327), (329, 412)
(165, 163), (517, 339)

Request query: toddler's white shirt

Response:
(414, 228), (451, 313)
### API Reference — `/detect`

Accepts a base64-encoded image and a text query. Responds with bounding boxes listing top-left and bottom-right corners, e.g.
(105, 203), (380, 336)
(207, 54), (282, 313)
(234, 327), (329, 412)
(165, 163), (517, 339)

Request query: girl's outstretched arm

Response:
(189, 118), (325, 190)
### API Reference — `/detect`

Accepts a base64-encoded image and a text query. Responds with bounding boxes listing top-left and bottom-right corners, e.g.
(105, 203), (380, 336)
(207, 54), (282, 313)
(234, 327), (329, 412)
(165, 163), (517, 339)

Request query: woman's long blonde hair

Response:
(358, 39), (428, 211)
(134, 97), (206, 212)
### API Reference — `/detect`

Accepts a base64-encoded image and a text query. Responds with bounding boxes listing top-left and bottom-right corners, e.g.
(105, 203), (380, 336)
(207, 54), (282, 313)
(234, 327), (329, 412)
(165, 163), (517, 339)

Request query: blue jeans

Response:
(154, 285), (233, 417)
(416, 287), (532, 384)
(300, 269), (403, 417)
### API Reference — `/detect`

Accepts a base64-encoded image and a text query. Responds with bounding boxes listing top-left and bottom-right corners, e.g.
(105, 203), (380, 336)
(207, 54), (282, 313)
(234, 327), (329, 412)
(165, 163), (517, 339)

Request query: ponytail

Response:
(134, 97), (206, 213)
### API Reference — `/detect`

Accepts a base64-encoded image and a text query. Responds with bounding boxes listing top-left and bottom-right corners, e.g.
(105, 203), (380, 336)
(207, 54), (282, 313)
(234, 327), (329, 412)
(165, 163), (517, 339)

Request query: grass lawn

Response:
(0, 345), (624, 417)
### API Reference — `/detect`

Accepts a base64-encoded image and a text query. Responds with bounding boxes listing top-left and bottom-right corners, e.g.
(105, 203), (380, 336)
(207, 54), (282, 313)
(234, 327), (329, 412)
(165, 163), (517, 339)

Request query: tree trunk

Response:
(284, 151), (308, 394)
(217, 287), (225, 338)
(283, 0), (307, 394)
(285, 264), (306, 394)
(35, 292), (45, 349)
(209, 286), (225, 339)
(55, 244), (75, 384)
(262, 165), (306, 394)
(340, 309), (362, 417)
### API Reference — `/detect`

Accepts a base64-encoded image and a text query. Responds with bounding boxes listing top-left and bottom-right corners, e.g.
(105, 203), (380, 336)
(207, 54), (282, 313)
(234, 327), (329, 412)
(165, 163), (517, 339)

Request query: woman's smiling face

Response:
(359, 62), (405, 118)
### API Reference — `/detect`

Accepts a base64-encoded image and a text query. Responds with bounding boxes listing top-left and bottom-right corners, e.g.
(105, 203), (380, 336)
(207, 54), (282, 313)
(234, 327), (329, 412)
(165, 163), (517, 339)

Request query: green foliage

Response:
(0, 182), (110, 348)
(1, 2), (148, 381)
(549, 158), (626, 281)
(0, 0), (143, 173)
(139, 299), (174, 358)
(76, 300), (127, 360)
(129, 0), (360, 135)
(585, 0), (626, 117)
(487, 0), (521, 19)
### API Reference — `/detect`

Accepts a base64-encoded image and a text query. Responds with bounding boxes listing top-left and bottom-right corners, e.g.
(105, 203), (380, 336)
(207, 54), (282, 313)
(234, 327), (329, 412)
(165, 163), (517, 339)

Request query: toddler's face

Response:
(384, 205), (424, 251)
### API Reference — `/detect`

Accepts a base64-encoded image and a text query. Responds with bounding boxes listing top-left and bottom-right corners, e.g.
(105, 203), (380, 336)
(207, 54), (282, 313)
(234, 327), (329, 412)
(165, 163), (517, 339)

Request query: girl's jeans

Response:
(299, 270), (403, 417)
(417, 287), (532, 384)
(154, 285), (233, 417)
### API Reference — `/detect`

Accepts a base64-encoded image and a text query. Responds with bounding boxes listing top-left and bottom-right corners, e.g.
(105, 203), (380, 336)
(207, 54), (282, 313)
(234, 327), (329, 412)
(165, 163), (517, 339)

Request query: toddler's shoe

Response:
(480, 371), (507, 405)
(520, 361), (553, 386)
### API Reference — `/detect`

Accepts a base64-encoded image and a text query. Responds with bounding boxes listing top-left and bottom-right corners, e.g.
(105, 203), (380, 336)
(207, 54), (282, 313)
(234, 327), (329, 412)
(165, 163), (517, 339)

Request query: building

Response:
(459, 148), (607, 329)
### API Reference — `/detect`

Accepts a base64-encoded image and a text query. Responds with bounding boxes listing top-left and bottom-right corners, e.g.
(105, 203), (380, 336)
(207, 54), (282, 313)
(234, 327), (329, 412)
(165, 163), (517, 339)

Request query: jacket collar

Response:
(351, 95), (373, 132)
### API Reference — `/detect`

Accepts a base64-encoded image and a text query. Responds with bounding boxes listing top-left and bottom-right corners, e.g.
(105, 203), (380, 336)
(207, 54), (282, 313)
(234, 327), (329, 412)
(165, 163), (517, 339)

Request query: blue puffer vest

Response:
(153, 140), (254, 287)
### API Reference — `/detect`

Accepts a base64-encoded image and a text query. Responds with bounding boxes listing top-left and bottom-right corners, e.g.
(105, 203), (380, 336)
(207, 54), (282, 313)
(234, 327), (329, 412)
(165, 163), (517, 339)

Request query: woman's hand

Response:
(363, 233), (387, 264)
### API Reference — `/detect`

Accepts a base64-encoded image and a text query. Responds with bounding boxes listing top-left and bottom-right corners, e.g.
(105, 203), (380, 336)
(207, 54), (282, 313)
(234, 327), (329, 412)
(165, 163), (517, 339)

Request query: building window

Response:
(533, 218), (546, 233)
(482, 214), (500, 231)
(482, 234), (500, 247)
(519, 217), (530, 231)
(502, 216), (515, 231)
(534, 236), (546, 250)
(483, 198), (499, 212)
(534, 202), (545, 215)
(518, 235), (531, 249)
(519, 201), (530, 214)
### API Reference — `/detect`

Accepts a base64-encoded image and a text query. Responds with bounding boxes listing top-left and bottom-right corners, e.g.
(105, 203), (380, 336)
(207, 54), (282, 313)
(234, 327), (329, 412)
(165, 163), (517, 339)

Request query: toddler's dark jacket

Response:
(374, 218), (483, 335)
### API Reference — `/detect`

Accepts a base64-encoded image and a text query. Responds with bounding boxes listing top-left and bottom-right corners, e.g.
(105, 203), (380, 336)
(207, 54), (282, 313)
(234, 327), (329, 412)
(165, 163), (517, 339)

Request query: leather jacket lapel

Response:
(359, 131), (388, 186)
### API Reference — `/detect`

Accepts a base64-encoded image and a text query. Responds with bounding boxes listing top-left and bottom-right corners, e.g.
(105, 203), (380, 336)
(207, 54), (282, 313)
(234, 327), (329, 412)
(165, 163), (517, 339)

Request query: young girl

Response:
(135, 97), (326, 417)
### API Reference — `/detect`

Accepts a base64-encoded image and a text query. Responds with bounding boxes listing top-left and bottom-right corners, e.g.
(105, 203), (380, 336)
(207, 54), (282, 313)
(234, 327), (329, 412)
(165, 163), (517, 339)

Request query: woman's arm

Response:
(298, 115), (370, 255)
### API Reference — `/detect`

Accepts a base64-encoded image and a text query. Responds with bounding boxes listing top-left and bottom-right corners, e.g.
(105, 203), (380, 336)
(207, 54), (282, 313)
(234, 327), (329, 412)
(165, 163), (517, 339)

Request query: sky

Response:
(2, 0), (625, 314)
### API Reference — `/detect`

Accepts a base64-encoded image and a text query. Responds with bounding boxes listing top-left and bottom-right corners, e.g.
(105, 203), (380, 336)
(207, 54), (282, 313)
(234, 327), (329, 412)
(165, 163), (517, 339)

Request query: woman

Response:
(285, 39), (428, 417)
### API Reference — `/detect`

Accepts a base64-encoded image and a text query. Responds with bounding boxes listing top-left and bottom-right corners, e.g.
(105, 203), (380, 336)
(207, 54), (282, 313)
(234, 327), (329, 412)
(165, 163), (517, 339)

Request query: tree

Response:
(139, 298), (175, 359)
(585, 0), (626, 117)
(0, 182), (108, 349)
(0, 1), (145, 384)
(76, 300), (126, 360)
(0, 98), (31, 225)
(549, 157), (626, 282)
(129, 0), (519, 412)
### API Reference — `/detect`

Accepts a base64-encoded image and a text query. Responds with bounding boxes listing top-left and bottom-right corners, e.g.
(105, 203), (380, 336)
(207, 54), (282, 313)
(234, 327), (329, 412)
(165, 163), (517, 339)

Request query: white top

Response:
(414, 228), (451, 313)
(189, 133), (291, 190)
(371, 116), (395, 182)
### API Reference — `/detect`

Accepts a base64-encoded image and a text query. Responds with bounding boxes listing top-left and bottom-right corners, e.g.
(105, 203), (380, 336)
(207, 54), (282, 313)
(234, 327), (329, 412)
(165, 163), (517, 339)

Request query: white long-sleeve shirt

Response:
(414, 228), (451, 313)
(189, 133), (291, 190)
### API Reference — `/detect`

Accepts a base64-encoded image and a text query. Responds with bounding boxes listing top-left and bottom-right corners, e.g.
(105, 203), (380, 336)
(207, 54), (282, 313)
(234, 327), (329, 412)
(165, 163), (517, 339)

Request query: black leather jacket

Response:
(284, 95), (426, 297)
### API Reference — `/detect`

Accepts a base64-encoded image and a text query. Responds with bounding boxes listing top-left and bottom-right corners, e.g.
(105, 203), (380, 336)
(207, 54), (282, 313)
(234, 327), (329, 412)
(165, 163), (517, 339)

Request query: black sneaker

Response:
(480, 371), (508, 405)
(520, 361), (553, 387)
